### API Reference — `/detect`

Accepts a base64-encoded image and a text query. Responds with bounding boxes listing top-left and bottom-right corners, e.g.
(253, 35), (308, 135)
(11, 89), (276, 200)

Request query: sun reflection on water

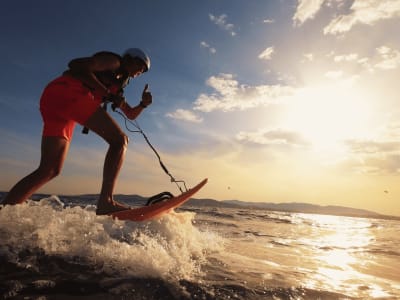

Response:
(297, 214), (392, 298)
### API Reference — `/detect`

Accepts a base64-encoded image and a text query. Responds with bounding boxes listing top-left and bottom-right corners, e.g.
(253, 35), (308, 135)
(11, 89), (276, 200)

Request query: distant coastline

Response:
(186, 198), (400, 221)
(1, 191), (399, 221)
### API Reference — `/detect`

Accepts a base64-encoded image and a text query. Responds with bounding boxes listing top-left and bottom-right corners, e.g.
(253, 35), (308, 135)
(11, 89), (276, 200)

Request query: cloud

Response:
(333, 53), (359, 62)
(258, 47), (275, 60)
(324, 70), (343, 79)
(193, 73), (294, 112)
(328, 47), (400, 72)
(345, 139), (400, 154)
(375, 46), (400, 70)
(166, 109), (203, 123)
(343, 134), (400, 173)
(293, 0), (325, 26)
(340, 153), (400, 174)
(293, 0), (400, 35)
(303, 53), (314, 61)
(263, 19), (275, 24)
(200, 41), (216, 54)
(209, 13), (236, 36)
(324, 0), (400, 35)
(236, 128), (310, 147)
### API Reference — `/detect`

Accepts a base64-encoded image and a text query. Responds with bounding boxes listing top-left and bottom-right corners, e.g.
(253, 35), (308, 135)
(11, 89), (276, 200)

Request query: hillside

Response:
(185, 198), (400, 220)
(1, 191), (399, 220)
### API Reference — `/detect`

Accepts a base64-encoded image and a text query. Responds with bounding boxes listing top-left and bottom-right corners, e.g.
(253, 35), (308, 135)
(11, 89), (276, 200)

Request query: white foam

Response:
(0, 197), (224, 281)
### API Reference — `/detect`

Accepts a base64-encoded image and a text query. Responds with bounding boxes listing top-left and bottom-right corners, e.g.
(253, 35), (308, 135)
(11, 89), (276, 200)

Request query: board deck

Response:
(111, 178), (208, 222)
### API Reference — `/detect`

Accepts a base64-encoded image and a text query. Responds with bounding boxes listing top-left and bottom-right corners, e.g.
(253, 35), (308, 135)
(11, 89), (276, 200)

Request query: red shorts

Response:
(40, 75), (102, 141)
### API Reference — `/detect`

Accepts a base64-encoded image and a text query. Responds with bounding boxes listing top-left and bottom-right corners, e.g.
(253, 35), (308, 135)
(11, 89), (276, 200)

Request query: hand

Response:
(140, 84), (152, 107)
(107, 94), (125, 111)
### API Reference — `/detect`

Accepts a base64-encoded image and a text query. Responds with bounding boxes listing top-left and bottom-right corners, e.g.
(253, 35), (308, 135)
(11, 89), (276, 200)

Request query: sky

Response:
(1, 0), (400, 216)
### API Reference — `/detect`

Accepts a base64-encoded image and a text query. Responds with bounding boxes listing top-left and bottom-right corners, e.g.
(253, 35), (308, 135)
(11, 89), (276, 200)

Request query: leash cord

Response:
(115, 110), (187, 193)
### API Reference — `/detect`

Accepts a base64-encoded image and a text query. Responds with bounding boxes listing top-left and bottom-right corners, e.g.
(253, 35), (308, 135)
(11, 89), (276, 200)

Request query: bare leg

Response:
(2, 137), (69, 205)
(83, 107), (129, 215)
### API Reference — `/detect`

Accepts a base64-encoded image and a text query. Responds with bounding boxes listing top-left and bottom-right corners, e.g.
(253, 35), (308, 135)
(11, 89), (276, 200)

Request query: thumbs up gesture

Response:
(140, 84), (152, 108)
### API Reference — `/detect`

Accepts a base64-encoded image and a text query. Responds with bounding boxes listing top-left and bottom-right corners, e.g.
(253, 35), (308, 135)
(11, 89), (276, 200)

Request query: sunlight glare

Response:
(282, 81), (373, 153)
(300, 214), (381, 297)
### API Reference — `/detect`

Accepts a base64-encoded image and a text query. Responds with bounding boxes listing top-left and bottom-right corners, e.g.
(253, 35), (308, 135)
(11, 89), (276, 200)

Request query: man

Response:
(2, 48), (152, 215)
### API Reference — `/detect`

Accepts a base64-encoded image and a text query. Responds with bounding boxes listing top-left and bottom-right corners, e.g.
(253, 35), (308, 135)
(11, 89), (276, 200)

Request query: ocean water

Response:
(0, 195), (399, 299)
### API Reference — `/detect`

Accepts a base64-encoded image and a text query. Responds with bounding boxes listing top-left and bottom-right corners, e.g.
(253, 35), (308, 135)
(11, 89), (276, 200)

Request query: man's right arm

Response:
(64, 54), (120, 97)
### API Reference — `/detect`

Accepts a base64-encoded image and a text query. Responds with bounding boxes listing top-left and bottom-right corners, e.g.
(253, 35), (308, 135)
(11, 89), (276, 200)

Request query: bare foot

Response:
(96, 199), (130, 215)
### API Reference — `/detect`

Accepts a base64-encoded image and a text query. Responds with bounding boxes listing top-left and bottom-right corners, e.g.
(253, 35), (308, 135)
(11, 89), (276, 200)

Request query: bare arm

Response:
(65, 53), (120, 97)
(119, 84), (152, 120)
(120, 102), (146, 120)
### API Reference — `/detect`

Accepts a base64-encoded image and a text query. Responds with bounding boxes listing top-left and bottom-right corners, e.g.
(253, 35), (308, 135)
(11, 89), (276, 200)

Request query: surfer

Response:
(1, 49), (152, 215)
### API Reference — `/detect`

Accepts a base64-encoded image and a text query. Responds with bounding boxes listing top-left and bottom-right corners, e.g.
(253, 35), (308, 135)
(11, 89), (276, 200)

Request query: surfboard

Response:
(111, 178), (208, 222)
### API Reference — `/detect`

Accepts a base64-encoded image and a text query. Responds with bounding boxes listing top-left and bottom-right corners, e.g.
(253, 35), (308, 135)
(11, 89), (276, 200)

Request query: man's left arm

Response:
(118, 84), (152, 120)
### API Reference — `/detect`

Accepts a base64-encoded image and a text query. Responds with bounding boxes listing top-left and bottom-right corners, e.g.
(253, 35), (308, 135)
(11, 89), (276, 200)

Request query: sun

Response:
(281, 80), (373, 153)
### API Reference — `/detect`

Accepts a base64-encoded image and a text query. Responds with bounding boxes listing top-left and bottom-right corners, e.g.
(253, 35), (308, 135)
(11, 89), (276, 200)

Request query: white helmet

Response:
(123, 48), (150, 72)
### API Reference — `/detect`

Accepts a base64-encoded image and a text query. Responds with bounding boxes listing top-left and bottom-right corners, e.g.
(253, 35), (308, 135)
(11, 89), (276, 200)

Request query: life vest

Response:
(65, 51), (130, 98)
(91, 51), (130, 96)
(65, 51), (131, 134)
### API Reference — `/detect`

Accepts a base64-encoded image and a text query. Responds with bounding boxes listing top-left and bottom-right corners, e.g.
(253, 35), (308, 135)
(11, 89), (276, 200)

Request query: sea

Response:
(0, 194), (399, 300)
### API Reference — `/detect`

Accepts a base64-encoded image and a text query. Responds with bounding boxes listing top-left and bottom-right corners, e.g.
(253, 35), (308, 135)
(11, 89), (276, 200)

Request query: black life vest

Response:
(92, 51), (130, 95)
(65, 51), (130, 96)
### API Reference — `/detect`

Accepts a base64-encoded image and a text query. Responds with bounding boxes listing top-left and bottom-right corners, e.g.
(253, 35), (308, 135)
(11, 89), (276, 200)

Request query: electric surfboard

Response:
(111, 178), (208, 222)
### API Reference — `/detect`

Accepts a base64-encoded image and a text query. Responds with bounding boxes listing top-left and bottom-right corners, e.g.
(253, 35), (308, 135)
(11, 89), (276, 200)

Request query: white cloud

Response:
(293, 0), (400, 35)
(333, 53), (359, 62)
(357, 57), (370, 65)
(324, 0), (400, 35)
(324, 70), (343, 79)
(328, 48), (400, 72)
(340, 122), (400, 174)
(344, 138), (400, 174)
(293, 0), (325, 26)
(258, 47), (275, 60)
(166, 109), (203, 123)
(193, 73), (294, 112)
(333, 46), (400, 72)
(236, 128), (310, 147)
(346, 139), (400, 154)
(303, 53), (314, 61)
(200, 41), (216, 54)
(375, 46), (400, 70)
(209, 13), (236, 36)
(263, 19), (275, 24)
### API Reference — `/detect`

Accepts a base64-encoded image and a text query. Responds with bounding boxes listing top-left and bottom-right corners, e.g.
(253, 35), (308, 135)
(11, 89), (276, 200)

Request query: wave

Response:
(0, 198), (351, 299)
(366, 248), (400, 257)
(192, 208), (236, 220)
(0, 196), (225, 298)
(2, 196), (398, 299)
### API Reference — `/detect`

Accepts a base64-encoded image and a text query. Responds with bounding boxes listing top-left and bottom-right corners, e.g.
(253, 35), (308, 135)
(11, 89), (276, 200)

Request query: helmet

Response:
(123, 48), (150, 72)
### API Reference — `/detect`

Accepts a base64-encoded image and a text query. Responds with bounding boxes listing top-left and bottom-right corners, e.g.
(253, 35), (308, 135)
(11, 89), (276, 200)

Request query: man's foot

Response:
(96, 199), (130, 215)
